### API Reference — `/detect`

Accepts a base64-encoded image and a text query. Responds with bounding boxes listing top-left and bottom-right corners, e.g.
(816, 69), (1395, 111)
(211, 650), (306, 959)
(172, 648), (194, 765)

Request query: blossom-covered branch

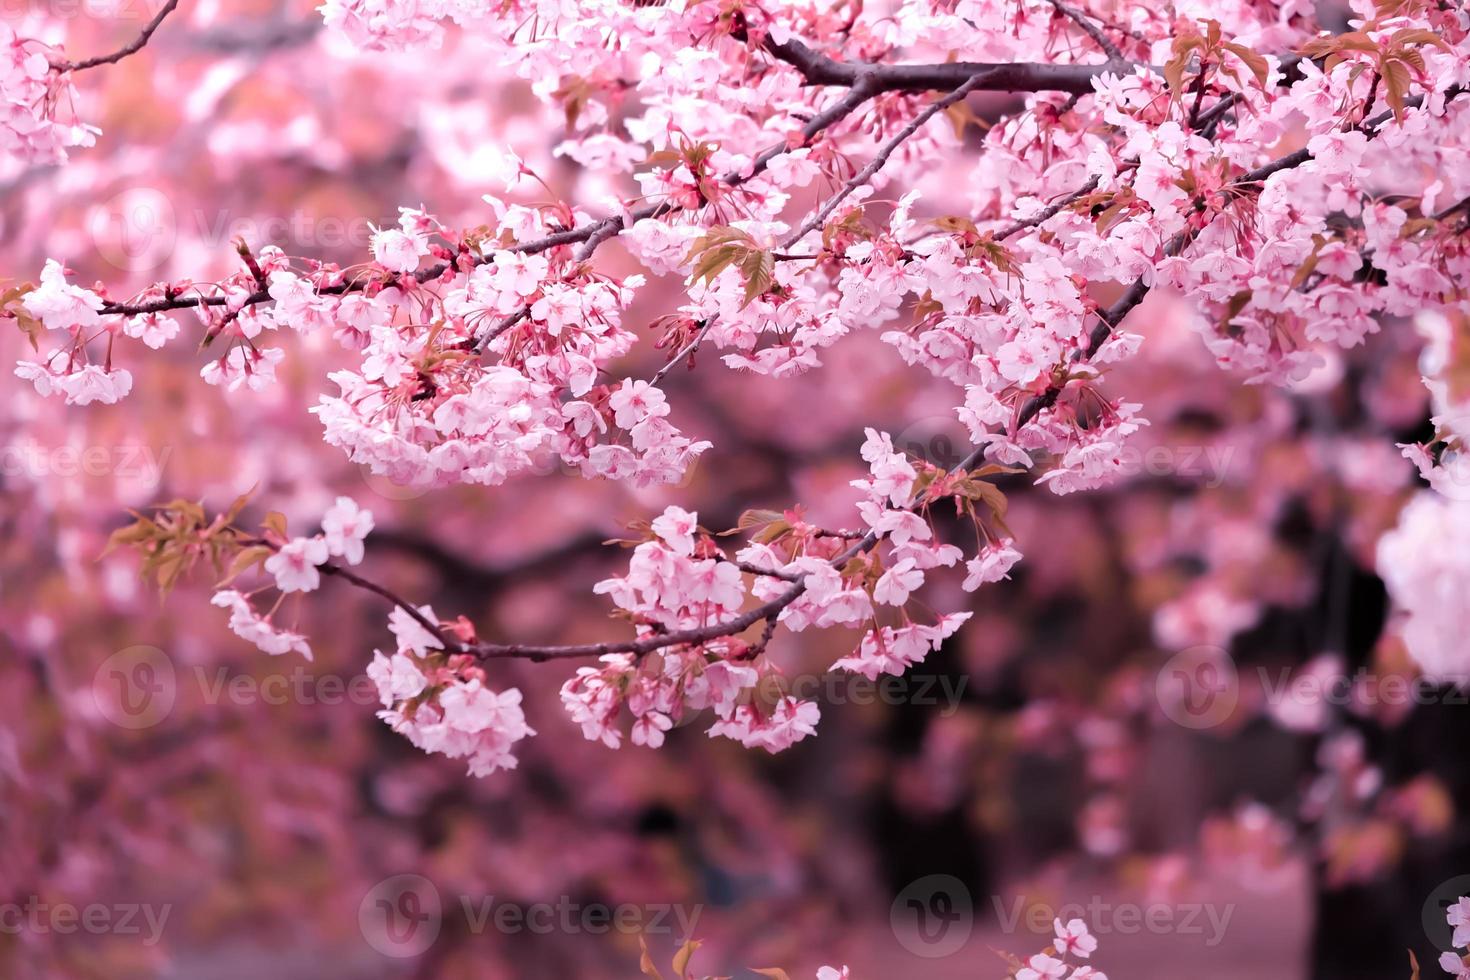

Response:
(27, 0), (1470, 782)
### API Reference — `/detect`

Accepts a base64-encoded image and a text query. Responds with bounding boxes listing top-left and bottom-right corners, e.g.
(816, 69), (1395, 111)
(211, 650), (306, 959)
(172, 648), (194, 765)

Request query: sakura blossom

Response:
(9, 0), (1470, 973)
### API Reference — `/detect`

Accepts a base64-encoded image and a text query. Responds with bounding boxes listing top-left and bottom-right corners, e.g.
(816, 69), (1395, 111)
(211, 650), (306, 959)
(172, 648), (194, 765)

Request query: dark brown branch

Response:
(55, 0), (181, 72)
(650, 319), (717, 386)
(319, 560), (464, 651)
(1433, 195), (1470, 221)
(1045, 0), (1126, 62)
(763, 34), (1124, 95)
(99, 65), (881, 330)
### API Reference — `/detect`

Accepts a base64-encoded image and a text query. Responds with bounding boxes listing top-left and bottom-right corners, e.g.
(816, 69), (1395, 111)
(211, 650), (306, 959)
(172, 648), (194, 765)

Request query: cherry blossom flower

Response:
(388, 604), (444, 655)
(1443, 952), (1470, 980)
(1054, 918), (1098, 959)
(369, 214), (429, 272)
(1017, 953), (1068, 980)
(366, 650), (427, 707)
(1449, 897), (1470, 949)
(321, 496), (375, 565)
(23, 260), (103, 331)
(58, 366), (133, 406)
(264, 536), (329, 593)
(650, 506), (699, 557)
(210, 590), (313, 660)
(963, 541), (1023, 590)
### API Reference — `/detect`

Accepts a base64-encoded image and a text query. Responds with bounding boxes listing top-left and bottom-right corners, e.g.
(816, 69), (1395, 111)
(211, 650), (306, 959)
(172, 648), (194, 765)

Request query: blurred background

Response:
(1, 0), (1466, 977)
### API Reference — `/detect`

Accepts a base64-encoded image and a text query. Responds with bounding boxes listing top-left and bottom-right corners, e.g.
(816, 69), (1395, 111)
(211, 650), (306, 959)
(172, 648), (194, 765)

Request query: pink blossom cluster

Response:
(209, 497), (375, 662)
(561, 503), (819, 754)
(308, 228), (710, 488)
(1443, 897), (1470, 977)
(14, 261), (131, 405)
(368, 606), (534, 777)
(561, 431), (1020, 752)
(0, 27), (96, 165)
(1013, 918), (1107, 980)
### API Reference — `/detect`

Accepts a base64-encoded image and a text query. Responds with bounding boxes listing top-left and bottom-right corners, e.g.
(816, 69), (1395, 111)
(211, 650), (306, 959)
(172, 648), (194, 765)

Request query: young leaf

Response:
(671, 938), (702, 977)
(638, 936), (666, 980)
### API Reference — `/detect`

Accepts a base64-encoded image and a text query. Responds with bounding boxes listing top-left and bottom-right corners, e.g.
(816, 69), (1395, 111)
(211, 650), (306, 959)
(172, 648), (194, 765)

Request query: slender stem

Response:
(781, 71), (995, 250)
(56, 0), (181, 72)
(1044, 0), (1127, 62)
(650, 319), (717, 387)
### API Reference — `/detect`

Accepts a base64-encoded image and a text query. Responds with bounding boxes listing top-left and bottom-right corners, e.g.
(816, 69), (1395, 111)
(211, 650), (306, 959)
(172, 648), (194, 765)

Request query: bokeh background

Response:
(2, 1), (1467, 977)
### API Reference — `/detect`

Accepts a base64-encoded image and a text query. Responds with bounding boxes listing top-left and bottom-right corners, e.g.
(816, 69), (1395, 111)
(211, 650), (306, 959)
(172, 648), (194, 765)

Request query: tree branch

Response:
(1044, 0), (1127, 63)
(781, 71), (997, 250)
(55, 0), (181, 72)
(763, 34), (1124, 95)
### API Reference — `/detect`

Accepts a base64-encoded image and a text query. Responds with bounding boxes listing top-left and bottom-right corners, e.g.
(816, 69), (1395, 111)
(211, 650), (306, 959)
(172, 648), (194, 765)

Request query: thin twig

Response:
(781, 71), (995, 250)
(650, 319), (717, 387)
(1045, 0), (1126, 62)
(55, 0), (181, 72)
